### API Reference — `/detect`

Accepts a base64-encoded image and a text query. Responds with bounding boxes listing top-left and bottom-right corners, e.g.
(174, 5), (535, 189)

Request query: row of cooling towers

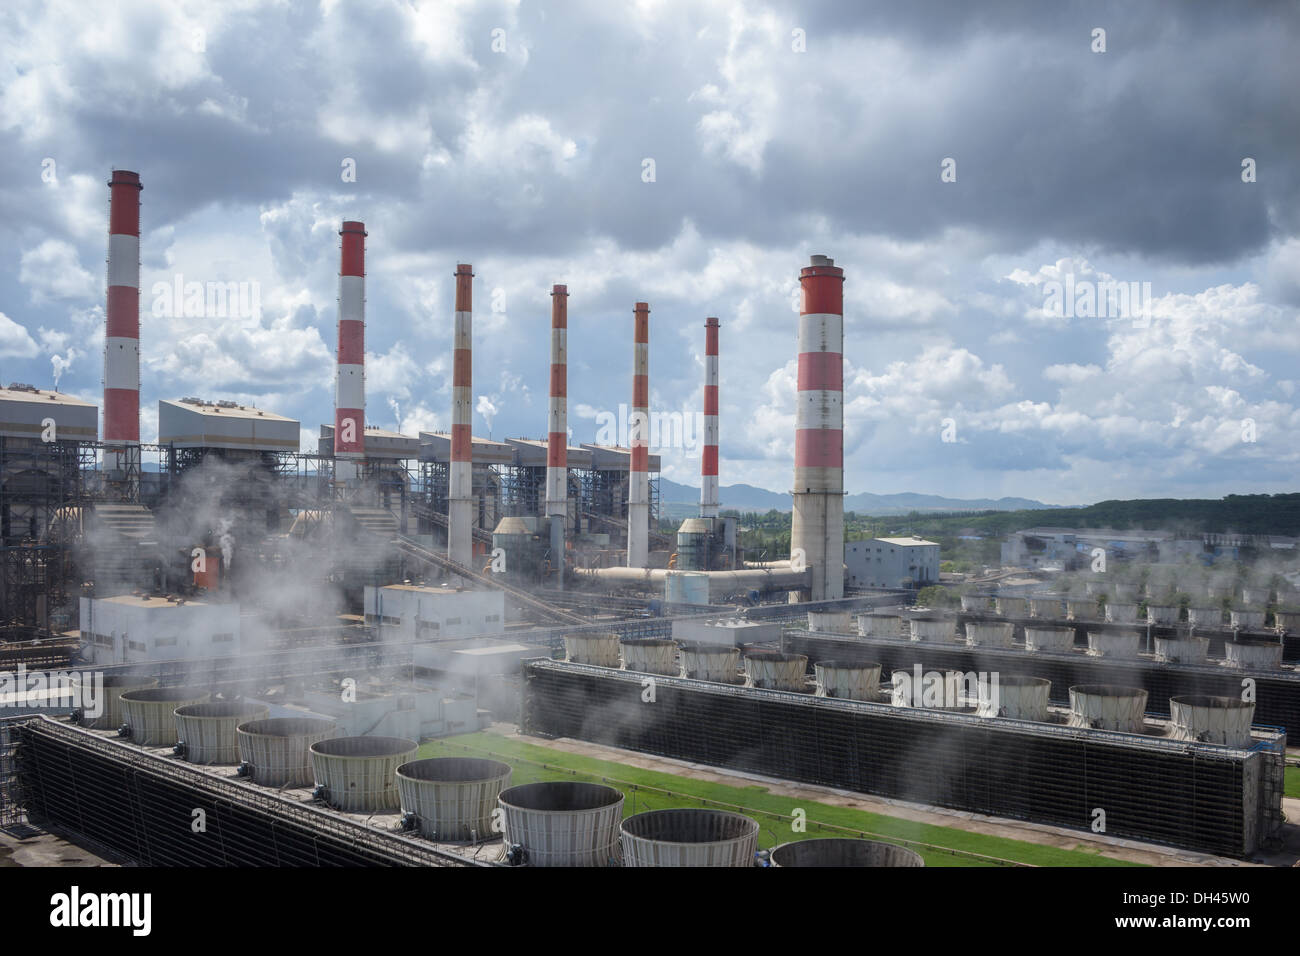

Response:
(68, 675), (920, 867)
(563, 632), (1263, 749)
(961, 591), (1300, 632)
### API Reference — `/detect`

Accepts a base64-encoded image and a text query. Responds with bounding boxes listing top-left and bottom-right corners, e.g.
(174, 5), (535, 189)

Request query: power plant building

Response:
(845, 537), (940, 589)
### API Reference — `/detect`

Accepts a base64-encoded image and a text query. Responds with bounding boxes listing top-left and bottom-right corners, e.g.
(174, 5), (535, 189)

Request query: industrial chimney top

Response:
(810, 254), (834, 266)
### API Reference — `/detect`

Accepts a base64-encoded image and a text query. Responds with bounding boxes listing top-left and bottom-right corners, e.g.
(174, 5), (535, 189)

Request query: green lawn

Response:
(418, 730), (1142, 867)
(1286, 764), (1300, 799)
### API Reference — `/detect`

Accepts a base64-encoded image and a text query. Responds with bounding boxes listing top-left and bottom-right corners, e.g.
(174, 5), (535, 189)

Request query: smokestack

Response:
(104, 169), (142, 478)
(701, 317), (720, 518)
(546, 285), (569, 587)
(626, 302), (650, 567)
(334, 220), (367, 459)
(448, 263), (474, 567)
(791, 254), (844, 601)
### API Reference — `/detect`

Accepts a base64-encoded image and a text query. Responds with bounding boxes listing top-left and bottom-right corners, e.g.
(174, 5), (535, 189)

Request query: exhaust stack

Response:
(448, 264), (474, 567)
(334, 221), (367, 459)
(104, 169), (142, 482)
(791, 255), (844, 600)
(701, 317), (720, 518)
(626, 302), (650, 567)
(546, 285), (569, 586)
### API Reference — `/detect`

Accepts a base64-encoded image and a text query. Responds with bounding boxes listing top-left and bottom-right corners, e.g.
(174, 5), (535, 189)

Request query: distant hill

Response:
(657, 478), (1060, 515)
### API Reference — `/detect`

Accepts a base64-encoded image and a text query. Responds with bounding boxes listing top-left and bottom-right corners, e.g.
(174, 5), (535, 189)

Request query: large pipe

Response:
(546, 284), (569, 588)
(448, 263), (475, 567)
(790, 255), (845, 601)
(104, 169), (142, 477)
(334, 220), (367, 459)
(626, 302), (650, 567)
(701, 316), (720, 518)
(579, 565), (809, 601)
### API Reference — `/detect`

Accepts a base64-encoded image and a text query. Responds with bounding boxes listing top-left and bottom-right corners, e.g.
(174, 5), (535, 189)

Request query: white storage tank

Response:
(976, 675), (1050, 722)
(858, 613), (905, 638)
(1225, 639), (1283, 669)
(1168, 695), (1255, 748)
(959, 593), (990, 613)
(1104, 602), (1139, 624)
(619, 638), (677, 675)
(309, 735), (418, 812)
(814, 660), (882, 701)
(396, 757), (512, 841)
(807, 610), (854, 634)
(1068, 684), (1148, 733)
(1187, 606), (1224, 628)
(1027, 595), (1061, 619)
(119, 687), (211, 747)
(909, 616), (957, 643)
(236, 717), (338, 787)
(498, 782), (624, 867)
(1230, 609), (1266, 631)
(995, 595), (1027, 618)
(743, 651), (809, 692)
(664, 570), (710, 606)
(1146, 604), (1179, 625)
(72, 674), (158, 730)
(1087, 630), (1139, 659)
(620, 809), (758, 867)
(677, 642), (742, 683)
(1024, 625), (1075, 653)
(964, 621), (1014, 648)
(564, 632), (621, 668)
(174, 702), (269, 764)
(1154, 636), (1209, 664)
(770, 838), (923, 868)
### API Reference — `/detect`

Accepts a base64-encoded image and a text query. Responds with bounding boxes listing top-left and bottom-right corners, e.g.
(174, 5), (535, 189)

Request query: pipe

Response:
(701, 317), (720, 518)
(448, 263), (475, 567)
(334, 220), (367, 459)
(104, 169), (142, 478)
(791, 254), (845, 601)
(579, 565), (809, 600)
(627, 301), (650, 568)
(546, 284), (569, 588)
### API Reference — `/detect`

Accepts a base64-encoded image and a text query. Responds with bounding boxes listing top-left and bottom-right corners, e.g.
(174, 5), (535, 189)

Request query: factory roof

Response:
(873, 537), (939, 547)
(93, 594), (216, 609)
(163, 397), (295, 422)
(0, 385), (96, 407)
(505, 437), (594, 468)
(419, 431), (515, 463)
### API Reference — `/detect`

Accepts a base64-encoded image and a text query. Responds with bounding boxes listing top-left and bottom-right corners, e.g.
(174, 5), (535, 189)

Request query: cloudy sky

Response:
(2, 0), (1298, 505)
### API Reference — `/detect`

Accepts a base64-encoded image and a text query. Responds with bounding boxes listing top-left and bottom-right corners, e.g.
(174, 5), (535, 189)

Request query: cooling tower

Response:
(1146, 604), (1179, 625)
(1027, 595), (1061, 619)
(1104, 602), (1139, 624)
(1023, 625), (1075, 653)
(1154, 636), (1209, 664)
(814, 660), (882, 701)
(564, 632), (621, 668)
(309, 735), (419, 812)
(620, 809), (759, 867)
(744, 651), (809, 692)
(395, 757), (512, 841)
(1067, 685), (1148, 733)
(619, 638), (678, 676)
(1188, 606), (1224, 628)
(858, 613), (905, 638)
(173, 702), (269, 764)
(677, 642), (742, 683)
(770, 838), (923, 868)
(1225, 640), (1283, 669)
(119, 687), (211, 747)
(1087, 630), (1139, 659)
(498, 782), (624, 867)
(995, 595), (1027, 617)
(1065, 597), (1096, 621)
(72, 674), (158, 730)
(909, 616), (958, 643)
(236, 717), (338, 788)
(959, 594), (990, 613)
(964, 621), (1014, 648)
(1168, 696), (1255, 749)
(1230, 609), (1266, 631)
(976, 675), (1050, 722)
(807, 610), (854, 634)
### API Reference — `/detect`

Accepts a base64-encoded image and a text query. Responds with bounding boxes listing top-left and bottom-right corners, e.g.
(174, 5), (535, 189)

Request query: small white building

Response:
(845, 537), (940, 589)
(363, 585), (505, 641)
(670, 617), (781, 647)
(79, 594), (241, 665)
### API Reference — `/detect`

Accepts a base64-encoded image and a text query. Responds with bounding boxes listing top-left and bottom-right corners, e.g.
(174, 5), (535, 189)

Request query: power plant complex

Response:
(0, 169), (1296, 870)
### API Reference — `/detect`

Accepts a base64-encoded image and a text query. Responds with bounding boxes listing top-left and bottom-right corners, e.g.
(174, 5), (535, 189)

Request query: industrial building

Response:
(845, 537), (940, 589)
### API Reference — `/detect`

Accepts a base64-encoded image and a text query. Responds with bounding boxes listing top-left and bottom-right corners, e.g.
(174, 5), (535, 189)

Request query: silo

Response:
(959, 593), (990, 613)
(498, 781), (624, 867)
(674, 517), (711, 571)
(564, 632), (621, 668)
(814, 660), (881, 700)
(964, 621), (1014, 648)
(491, 516), (537, 584)
(1146, 604), (1179, 625)
(309, 736), (419, 812)
(770, 838), (923, 868)
(1169, 696), (1254, 748)
(620, 809), (758, 867)
(1068, 685), (1148, 733)
(744, 651), (809, 691)
(1027, 595), (1061, 619)
(1066, 597), (1096, 621)
(1154, 636), (1209, 664)
(619, 638), (677, 675)
(174, 702), (269, 764)
(119, 687), (211, 747)
(1230, 608), (1266, 631)
(807, 610), (854, 634)
(1087, 630), (1139, 658)
(1188, 606), (1224, 628)
(678, 642), (742, 683)
(976, 676), (1050, 721)
(236, 717), (338, 787)
(909, 616), (957, 643)
(1024, 625), (1075, 653)
(1225, 639), (1283, 669)
(72, 674), (158, 730)
(664, 571), (709, 605)
(858, 613), (904, 638)
(995, 595), (1027, 618)
(1104, 602), (1139, 624)
(395, 757), (512, 841)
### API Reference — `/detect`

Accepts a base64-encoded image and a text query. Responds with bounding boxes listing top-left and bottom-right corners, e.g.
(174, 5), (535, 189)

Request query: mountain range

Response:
(657, 478), (1064, 515)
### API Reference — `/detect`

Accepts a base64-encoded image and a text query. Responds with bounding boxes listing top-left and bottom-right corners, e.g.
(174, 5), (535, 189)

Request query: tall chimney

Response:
(448, 263), (475, 567)
(546, 285), (569, 587)
(626, 302), (650, 567)
(791, 255), (844, 601)
(104, 169), (142, 479)
(334, 220), (367, 459)
(701, 317), (720, 518)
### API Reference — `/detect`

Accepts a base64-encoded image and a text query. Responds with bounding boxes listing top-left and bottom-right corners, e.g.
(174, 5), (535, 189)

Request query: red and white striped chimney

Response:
(448, 263), (474, 567)
(701, 317), (720, 518)
(791, 255), (844, 601)
(626, 302), (650, 567)
(334, 220), (366, 459)
(546, 285), (569, 584)
(104, 169), (142, 459)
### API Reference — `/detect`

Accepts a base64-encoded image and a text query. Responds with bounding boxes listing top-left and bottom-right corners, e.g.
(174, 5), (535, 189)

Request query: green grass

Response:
(1286, 764), (1300, 799)
(418, 730), (1143, 867)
